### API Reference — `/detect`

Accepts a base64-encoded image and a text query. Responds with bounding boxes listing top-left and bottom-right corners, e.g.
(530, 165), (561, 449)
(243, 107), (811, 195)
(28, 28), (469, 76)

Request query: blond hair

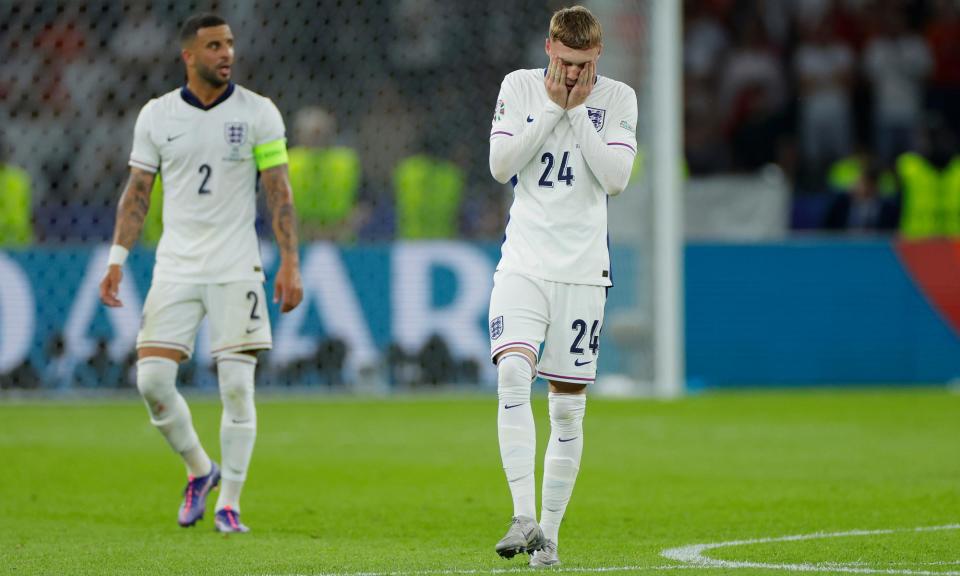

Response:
(549, 5), (603, 50)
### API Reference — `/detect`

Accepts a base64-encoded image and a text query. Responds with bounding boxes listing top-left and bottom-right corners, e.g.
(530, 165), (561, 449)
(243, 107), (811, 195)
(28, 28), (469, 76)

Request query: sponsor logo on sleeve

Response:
(493, 99), (506, 123)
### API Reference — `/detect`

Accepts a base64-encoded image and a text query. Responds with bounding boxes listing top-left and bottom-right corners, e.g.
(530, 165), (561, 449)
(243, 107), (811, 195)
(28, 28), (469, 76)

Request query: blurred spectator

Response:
(357, 80), (421, 239)
(824, 162), (899, 231)
(683, 2), (731, 175)
(75, 338), (123, 388)
(416, 334), (455, 387)
(925, 0), (960, 138)
(0, 135), (33, 246)
(684, 1), (729, 82)
(896, 117), (960, 238)
(827, 148), (898, 197)
(719, 16), (787, 171)
(288, 106), (367, 243)
(314, 337), (348, 388)
(864, 6), (933, 164)
(796, 16), (855, 181)
(40, 333), (73, 389)
(394, 154), (464, 239)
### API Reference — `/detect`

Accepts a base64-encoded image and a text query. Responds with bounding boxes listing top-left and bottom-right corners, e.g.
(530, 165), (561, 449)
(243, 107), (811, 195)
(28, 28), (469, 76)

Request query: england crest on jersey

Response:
(224, 122), (248, 145)
(586, 107), (606, 132)
(490, 316), (504, 340)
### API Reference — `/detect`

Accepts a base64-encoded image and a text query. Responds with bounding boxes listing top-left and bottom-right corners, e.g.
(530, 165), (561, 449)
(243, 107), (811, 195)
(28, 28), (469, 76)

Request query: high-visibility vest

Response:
(289, 146), (360, 236)
(394, 155), (464, 239)
(942, 158), (960, 236)
(897, 153), (960, 238)
(0, 164), (33, 246)
(828, 156), (861, 191)
(828, 155), (897, 197)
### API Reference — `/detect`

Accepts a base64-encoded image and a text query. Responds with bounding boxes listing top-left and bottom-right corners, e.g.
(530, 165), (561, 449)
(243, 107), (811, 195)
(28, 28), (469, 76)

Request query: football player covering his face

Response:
(487, 4), (637, 568)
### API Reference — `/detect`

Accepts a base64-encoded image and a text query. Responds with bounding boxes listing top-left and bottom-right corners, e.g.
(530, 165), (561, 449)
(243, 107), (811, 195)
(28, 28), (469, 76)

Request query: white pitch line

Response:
(661, 523), (960, 575)
(255, 564), (699, 576)
(252, 524), (960, 576)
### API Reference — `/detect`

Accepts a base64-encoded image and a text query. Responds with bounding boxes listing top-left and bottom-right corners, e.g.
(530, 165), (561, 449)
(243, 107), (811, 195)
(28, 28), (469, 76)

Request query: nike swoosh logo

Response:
(231, 418), (251, 425)
(504, 403), (526, 409)
(558, 437), (579, 443)
(574, 359), (593, 367)
(526, 115), (534, 123)
(245, 327), (258, 334)
(167, 133), (186, 142)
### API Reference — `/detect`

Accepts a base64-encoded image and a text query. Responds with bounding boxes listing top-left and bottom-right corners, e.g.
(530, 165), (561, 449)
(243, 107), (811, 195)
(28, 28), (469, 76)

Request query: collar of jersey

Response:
(180, 82), (235, 111)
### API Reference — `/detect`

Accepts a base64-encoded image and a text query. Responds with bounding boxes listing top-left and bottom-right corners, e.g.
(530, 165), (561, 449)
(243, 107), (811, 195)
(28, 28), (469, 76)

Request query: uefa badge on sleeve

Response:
(490, 316), (504, 340)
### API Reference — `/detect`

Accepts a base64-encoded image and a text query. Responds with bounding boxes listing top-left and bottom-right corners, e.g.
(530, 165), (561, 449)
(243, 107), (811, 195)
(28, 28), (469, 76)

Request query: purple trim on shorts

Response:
(490, 131), (514, 137)
(212, 341), (272, 354)
(607, 142), (636, 153)
(537, 370), (595, 383)
(137, 340), (190, 352)
(491, 341), (539, 362)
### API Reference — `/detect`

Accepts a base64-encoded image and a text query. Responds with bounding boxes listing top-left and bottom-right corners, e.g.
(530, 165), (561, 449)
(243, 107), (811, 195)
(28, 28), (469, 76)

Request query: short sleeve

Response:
(129, 101), (159, 173)
(490, 73), (524, 138)
(255, 97), (286, 145)
(604, 85), (638, 155)
(253, 97), (288, 170)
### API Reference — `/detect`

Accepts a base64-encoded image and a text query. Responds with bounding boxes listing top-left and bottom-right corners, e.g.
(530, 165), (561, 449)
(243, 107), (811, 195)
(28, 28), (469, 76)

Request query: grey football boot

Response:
(529, 539), (560, 568)
(495, 515), (545, 558)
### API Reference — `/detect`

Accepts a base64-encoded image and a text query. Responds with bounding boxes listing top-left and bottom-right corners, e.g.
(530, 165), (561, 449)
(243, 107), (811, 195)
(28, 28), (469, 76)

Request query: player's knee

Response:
(497, 352), (534, 403)
(548, 392), (586, 427)
(136, 357), (179, 408)
(217, 353), (256, 421)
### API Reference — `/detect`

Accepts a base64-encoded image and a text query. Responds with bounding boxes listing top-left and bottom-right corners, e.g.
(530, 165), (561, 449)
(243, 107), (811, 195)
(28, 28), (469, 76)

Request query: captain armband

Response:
(254, 138), (289, 171)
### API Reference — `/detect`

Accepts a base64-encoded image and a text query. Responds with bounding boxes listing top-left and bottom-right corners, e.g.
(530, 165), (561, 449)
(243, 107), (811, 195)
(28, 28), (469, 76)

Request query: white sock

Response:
(136, 357), (211, 477)
(497, 353), (537, 519)
(540, 392), (586, 544)
(215, 353), (257, 512)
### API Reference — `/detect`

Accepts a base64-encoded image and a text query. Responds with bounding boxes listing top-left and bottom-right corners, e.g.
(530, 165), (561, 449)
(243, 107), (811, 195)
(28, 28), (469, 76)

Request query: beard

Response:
(197, 63), (229, 88)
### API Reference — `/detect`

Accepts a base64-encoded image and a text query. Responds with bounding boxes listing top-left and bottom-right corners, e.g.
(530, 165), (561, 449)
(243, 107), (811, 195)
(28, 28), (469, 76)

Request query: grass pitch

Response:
(1, 388), (958, 575)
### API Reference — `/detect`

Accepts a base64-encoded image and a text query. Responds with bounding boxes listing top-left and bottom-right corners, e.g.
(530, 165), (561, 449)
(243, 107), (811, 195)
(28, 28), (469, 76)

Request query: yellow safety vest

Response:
(897, 153), (960, 238)
(0, 164), (33, 246)
(289, 146), (361, 238)
(395, 155), (464, 239)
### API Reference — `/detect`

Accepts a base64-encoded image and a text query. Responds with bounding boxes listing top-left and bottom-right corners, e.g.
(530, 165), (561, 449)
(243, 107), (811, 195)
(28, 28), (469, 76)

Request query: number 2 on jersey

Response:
(198, 164), (212, 195)
(539, 151), (574, 188)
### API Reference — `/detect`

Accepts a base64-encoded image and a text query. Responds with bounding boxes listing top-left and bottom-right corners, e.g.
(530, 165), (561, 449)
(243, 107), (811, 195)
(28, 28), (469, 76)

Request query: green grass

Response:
(1, 388), (958, 575)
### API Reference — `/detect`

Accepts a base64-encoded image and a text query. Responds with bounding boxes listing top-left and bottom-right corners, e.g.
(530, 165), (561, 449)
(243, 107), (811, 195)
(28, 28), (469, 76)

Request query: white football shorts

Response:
(137, 281), (272, 359)
(488, 269), (606, 384)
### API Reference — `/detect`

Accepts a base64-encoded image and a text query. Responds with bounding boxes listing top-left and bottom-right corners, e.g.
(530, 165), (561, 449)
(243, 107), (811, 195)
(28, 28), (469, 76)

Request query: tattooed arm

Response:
(99, 168), (156, 307)
(261, 163), (303, 313)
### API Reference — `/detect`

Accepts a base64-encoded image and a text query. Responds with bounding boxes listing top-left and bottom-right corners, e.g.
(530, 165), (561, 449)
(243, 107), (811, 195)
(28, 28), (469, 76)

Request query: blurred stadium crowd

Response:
(685, 0), (960, 234)
(1, 0), (959, 247)
(2, 0), (960, 391)
(0, 0), (554, 246)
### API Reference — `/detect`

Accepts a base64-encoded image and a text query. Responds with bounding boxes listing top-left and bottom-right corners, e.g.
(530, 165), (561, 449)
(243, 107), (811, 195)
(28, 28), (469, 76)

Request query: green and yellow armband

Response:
(254, 138), (289, 171)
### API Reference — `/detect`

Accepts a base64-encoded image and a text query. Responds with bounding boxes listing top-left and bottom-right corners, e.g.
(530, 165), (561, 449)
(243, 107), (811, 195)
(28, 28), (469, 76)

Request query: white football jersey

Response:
(490, 68), (638, 286)
(129, 83), (286, 284)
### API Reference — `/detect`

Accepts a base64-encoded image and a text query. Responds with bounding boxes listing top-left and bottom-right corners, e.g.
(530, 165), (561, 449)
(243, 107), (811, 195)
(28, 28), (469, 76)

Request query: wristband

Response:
(107, 245), (129, 267)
